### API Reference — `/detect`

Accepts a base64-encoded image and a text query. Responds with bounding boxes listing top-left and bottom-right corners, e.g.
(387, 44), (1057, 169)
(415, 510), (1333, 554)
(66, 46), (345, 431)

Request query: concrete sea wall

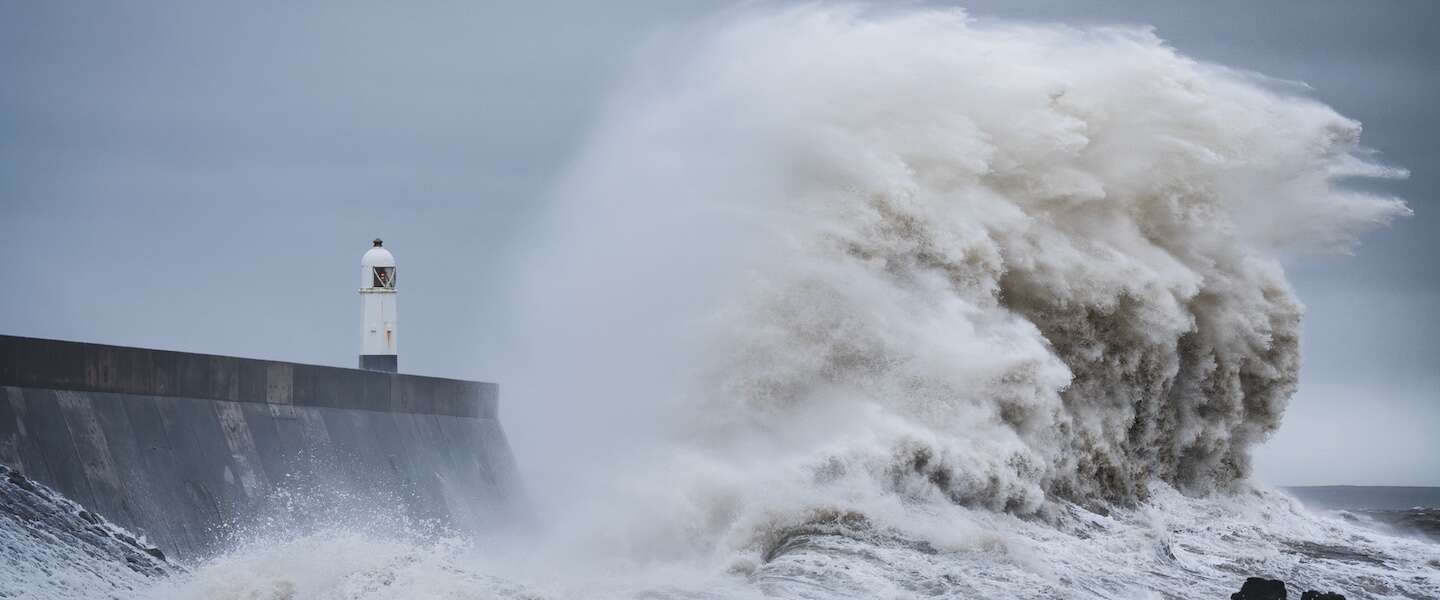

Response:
(0, 335), (520, 560)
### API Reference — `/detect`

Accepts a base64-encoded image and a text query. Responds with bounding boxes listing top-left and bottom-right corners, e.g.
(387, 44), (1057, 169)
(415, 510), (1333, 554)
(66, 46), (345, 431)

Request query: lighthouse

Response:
(359, 238), (398, 372)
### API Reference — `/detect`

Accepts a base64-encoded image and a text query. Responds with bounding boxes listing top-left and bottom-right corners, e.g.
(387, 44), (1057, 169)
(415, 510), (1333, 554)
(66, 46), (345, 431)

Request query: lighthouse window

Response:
(372, 267), (395, 288)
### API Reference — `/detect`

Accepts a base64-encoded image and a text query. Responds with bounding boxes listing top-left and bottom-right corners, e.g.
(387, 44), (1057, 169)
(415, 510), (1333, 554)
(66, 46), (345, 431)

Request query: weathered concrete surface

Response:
(359, 354), (398, 372)
(0, 335), (520, 560)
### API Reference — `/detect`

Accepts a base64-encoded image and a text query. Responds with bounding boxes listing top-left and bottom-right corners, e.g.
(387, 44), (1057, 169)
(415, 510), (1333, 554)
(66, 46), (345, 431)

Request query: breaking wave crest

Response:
(688, 4), (1407, 507)
(523, 1), (1408, 522)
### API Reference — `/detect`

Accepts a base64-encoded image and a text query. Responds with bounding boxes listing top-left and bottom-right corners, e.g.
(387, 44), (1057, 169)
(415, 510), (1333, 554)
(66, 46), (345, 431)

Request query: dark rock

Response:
(1, 463), (177, 578)
(1230, 578), (1350, 600)
(6, 469), (37, 493)
(1231, 577), (1288, 600)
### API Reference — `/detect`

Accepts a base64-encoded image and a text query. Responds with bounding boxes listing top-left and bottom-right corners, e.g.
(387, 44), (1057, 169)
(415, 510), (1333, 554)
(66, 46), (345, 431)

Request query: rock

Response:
(1, 463), (177, 578)
(7, 470), (35, 492)
(1230, 578), (1349, 600)
(1232, 577), (1288, 600)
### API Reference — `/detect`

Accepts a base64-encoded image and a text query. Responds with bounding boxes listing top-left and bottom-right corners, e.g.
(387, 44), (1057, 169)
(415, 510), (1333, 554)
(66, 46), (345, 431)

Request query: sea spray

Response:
(514, 2), (1408, 537)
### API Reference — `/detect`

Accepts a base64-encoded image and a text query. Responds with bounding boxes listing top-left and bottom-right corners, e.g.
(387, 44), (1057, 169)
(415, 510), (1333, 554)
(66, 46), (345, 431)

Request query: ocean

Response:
(5, 465), (1438, 598)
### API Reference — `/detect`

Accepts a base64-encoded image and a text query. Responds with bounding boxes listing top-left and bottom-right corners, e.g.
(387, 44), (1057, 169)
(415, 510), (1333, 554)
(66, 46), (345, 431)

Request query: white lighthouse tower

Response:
(359, 238), (398, 372)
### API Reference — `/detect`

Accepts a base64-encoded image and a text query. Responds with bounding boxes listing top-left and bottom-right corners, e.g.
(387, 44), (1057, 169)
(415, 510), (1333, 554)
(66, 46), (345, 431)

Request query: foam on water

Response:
(139, 483), (1438, 599)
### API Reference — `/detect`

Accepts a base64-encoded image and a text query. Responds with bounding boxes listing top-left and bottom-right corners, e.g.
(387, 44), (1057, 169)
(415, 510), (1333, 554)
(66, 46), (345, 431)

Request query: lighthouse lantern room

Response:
(359, 238), (398, 372)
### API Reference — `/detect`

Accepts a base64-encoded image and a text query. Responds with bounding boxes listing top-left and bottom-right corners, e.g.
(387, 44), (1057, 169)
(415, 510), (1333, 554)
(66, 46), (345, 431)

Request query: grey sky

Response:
(1, 1), (1435, 486)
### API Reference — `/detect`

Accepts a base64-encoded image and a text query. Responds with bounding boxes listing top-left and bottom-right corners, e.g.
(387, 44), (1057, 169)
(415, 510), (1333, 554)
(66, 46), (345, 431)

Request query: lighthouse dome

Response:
(361, 239), (395, 268)
(361, 239), (396, 289)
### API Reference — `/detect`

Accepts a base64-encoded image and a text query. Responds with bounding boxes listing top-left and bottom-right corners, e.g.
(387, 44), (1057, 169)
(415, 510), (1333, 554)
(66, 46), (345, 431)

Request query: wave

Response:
(514, 0), (1408, 531)
(143, 483), (1439, 599)
(492, 4), (1427, 596)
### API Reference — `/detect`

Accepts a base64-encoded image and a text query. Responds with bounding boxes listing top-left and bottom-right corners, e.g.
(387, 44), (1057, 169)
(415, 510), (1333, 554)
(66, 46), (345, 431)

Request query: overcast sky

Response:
(1, 1), (1435, 486)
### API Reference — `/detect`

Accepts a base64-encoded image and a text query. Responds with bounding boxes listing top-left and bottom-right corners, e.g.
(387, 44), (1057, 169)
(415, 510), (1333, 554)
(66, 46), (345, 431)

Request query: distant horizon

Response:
(1286, 485), (1440, 489)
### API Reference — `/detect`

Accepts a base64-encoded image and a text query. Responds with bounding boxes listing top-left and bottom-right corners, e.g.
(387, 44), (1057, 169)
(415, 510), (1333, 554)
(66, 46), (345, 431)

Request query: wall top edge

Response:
(0, 335), (498, 418)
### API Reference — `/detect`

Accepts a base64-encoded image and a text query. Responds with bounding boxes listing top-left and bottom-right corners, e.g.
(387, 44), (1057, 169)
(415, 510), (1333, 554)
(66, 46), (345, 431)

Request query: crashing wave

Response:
(520, 3), (1409, 517)
(489, 6), (1433, 597)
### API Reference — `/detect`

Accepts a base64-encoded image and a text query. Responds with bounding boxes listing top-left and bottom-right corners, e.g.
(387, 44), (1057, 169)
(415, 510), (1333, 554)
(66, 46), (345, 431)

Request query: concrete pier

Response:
(0, 335), (520, 560)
